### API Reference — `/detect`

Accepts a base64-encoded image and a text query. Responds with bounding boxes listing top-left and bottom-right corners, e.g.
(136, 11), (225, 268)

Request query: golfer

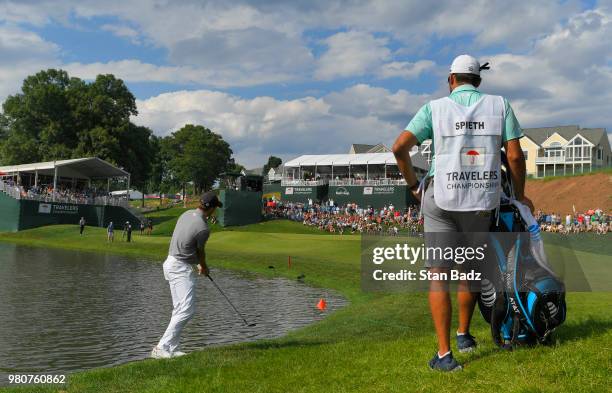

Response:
(107, 221), (114, 242)
(79, 217), (86, 236)
(393, 54), (533, 371)
(151, 192), (222, 359)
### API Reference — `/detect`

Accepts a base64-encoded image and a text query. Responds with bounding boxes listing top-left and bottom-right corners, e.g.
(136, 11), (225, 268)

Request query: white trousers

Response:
(157, 256), (197, 353)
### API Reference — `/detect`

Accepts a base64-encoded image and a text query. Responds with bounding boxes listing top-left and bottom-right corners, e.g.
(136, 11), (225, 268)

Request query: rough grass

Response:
(0, 220), (610, 393)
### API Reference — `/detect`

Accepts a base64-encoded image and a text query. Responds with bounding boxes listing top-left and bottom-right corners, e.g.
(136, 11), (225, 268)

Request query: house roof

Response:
(243, 167), (264, 176)
(267, 164), (285, 174)
(350, 144), (377, 153)
(349, 143), (391, 154)
(523, 125), (606, 146)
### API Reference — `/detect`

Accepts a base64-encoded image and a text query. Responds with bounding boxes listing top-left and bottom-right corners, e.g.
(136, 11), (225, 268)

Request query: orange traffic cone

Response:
(316, 298), (327, 311)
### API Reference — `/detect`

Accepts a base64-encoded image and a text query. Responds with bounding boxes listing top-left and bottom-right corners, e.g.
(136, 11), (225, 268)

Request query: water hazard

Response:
(0, 243), (347, 377)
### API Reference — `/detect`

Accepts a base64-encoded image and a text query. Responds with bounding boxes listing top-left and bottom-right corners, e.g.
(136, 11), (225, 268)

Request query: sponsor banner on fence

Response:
(286, 187), (314, 195)
(38, 203), (51, 214)
(335, 187), (350, 196)
(363, 186), (395, 195)
(53, 204), (79, 215)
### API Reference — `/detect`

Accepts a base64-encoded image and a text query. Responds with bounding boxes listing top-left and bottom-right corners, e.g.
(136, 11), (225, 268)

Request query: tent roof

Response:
(284, 151), (427, 169)
(0, 157), (129, 179)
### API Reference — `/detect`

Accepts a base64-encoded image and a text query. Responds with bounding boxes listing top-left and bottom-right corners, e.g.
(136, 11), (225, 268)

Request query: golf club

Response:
(207, 275), (257, 327)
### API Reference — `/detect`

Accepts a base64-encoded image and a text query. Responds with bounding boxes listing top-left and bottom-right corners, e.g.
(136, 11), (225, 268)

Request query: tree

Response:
(163, 124), (233, 202)
(262, 155), (282, 176)
(226, 158), (245, 174)
(0, 69), (144, 169)
(0, 69), (157, 203)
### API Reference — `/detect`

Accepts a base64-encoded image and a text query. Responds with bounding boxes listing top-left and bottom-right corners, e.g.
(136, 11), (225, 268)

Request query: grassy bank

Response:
(0, 219), (610, 392)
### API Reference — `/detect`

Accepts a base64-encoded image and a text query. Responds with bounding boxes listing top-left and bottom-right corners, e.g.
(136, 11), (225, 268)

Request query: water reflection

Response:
(0, 243), (347, 375)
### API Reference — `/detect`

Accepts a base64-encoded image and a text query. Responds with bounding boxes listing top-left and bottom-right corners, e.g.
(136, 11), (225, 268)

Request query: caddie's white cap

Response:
(449, 54), (489, 76)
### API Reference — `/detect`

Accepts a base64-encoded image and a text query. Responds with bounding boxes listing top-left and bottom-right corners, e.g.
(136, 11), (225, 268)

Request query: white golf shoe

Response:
(150, 346), (172, 359)
(172, 351), (186, 357)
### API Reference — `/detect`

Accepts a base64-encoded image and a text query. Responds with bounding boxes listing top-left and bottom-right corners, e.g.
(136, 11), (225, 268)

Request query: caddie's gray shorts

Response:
(423, 184), (491, 269)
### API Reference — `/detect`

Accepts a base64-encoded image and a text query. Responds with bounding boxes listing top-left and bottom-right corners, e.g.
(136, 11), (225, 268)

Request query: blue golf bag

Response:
(477, 154), (566, 349)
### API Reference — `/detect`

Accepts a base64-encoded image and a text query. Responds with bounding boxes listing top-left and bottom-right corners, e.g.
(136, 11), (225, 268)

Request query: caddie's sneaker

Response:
(172, 351), (186, 357)
(151, 346), (172, 359)
(429, 352), (462, 372)
(457, 333), (477, 353)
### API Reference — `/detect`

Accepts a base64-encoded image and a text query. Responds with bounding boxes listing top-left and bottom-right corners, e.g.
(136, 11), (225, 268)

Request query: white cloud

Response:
(315, 31), (390, 80)
(0, 1), (585, 88)
(63, 59), (300, 87)
(134, 84), (432, 167)
(0, 25), (59, 99)
(101, 24), (141, 44)
(377, 60), (435, 79)
(482, 8), (612, 129)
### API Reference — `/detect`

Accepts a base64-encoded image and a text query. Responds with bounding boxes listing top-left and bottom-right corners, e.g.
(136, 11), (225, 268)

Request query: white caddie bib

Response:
(430, 94), (504, 211)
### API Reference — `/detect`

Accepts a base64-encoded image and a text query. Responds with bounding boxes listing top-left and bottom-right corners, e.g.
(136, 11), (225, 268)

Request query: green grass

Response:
(146, 207), (335, 237)
(528, 166), (612, 182)
(0, 220), (610, 393)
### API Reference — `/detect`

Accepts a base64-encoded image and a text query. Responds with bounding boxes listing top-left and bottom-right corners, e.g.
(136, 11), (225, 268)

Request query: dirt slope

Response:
(525, 172), (612, 214)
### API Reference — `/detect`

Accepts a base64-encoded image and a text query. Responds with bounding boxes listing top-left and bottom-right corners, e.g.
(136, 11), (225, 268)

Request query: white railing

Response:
(281, 180), (328, 186)
(0, 180), (128, 207)
(328, 178), (407, 186)
(280, 178), (409, 186)
(0, 180), (22, 199)
(535, 156), (592, 164)
(535, 156), (566, 164)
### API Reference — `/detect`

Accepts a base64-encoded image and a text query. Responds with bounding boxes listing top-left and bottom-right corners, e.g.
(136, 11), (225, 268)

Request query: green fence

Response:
(327, 185), (418, 208)
(263, 183), (282, 200)
(218, 189), (262, 227)
(0, 193), (20, 232)
(281, 184), (328, 203)
(0, 196), (142, 232)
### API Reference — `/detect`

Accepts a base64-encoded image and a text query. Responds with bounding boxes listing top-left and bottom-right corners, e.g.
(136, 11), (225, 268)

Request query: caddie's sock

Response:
(438, 350), (451, 359)
(457, 331), (468, 336)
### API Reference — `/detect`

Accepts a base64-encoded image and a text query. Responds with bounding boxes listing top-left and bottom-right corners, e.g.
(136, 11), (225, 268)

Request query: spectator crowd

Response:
(1, 178), (125, 206)
(263, 199), (423, 235)
(263, 198), (609, 236)
(536, 208), (609, 235)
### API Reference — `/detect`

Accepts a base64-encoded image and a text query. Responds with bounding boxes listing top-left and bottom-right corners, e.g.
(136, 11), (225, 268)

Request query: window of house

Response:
(522, 150), (528, 160)
(545, 142), (563, 158)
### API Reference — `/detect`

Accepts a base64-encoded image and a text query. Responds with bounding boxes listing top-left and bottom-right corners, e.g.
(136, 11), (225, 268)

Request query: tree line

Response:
(0, 69), (241, 199)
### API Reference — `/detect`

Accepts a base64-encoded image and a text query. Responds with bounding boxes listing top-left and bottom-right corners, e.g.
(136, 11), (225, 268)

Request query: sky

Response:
(0, 0), (610, 168)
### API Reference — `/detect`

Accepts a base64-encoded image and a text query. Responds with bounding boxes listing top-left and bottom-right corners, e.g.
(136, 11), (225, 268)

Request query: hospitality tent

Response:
(0, 157), (130, 202)
(283, 151), (428, 179)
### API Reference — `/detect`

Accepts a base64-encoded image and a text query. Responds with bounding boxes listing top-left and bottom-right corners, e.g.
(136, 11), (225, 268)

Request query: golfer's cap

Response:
(450, 54), (489, 76)
(201, 192), (223, 208)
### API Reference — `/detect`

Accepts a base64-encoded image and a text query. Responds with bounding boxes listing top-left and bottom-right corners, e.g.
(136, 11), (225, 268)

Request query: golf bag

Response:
(477, 153), (566, 349)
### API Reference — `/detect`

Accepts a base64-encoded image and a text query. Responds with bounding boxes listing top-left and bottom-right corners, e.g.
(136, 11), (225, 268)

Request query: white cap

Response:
(449, 54), (489, 76)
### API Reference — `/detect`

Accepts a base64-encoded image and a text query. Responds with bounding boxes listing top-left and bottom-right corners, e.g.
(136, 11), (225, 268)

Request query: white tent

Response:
(110, 189), (143, 200)
(284, 151), (428, 169)
(0, 157), (130, 202)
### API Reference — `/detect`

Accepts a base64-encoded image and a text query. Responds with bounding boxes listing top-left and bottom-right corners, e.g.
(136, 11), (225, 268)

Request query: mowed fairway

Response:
(0, 217), (610, 393)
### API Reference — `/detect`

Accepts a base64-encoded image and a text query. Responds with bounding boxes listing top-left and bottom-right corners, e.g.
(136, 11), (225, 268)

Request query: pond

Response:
(0, 243), (347, 377)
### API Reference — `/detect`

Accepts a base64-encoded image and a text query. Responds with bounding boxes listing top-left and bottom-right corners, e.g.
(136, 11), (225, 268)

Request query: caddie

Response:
(151, 192), (222, 359)
(392, 54), (533, 371)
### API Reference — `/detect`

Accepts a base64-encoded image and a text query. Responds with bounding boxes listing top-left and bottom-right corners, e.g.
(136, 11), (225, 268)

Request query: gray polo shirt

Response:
(168, 209), (210, 264)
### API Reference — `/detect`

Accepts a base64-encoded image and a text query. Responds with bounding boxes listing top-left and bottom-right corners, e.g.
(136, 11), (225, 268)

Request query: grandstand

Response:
(0, 157), (141, 231)
(264, 150), (429, 208)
